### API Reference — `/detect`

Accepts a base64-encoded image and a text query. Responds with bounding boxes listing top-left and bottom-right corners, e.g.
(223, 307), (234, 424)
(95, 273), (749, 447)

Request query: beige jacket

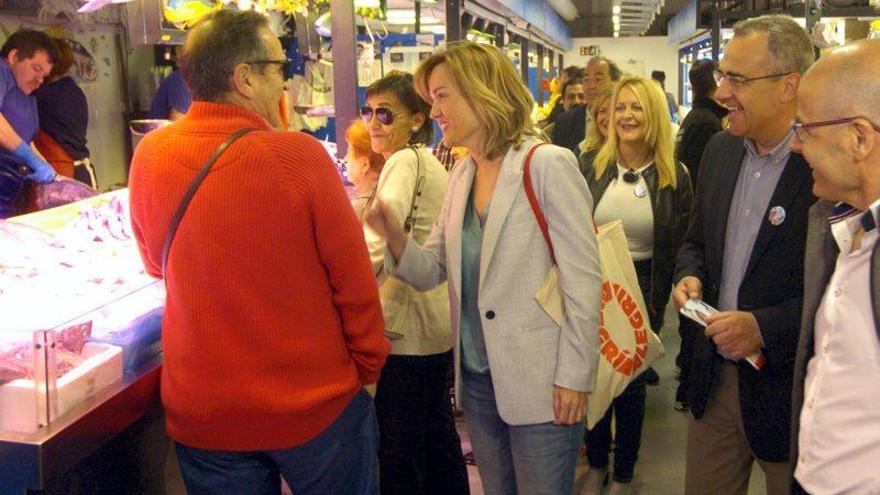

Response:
(364, 146), (451, 356)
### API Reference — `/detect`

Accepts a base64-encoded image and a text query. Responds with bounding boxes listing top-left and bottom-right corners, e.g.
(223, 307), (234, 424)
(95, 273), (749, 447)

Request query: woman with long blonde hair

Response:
(367, 41), (603, 495)
(579, 75), (693, 495)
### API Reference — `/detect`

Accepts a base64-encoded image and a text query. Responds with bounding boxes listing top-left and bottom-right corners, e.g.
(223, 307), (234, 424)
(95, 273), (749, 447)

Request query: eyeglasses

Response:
(360, 106), (403, 126)
(791, 116), (880, 142)
(246, 59), (292, 76)
(713, 69), (789, 88)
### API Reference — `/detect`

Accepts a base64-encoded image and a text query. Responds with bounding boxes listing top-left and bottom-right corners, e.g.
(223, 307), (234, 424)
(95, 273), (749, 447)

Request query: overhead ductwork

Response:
(614, 0), (663, 36)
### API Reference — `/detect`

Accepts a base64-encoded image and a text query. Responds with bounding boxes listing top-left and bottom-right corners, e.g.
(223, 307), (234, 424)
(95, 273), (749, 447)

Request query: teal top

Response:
(460, 193), (490, 374)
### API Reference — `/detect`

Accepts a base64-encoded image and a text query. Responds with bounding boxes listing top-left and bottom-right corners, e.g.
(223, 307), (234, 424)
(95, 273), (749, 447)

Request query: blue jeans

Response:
(462, 370), (583, 495)
(175, 389), (379, 495)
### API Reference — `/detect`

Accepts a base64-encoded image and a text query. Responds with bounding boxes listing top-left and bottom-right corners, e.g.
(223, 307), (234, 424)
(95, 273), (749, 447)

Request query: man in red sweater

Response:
(129, 10), (390, 494)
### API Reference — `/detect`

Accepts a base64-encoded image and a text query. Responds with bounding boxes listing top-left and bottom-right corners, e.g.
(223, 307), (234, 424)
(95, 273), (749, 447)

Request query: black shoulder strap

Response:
(403, 146), (425, 233)
(161, 127), (257, 274)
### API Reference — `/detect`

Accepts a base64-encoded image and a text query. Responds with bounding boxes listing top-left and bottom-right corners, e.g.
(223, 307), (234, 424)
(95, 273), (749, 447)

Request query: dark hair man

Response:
(561, 77), (586, 112)
(673, 15), (816, 495)
(129, 10), (390, 494)
(652, 69), (679, 123)
(541, 65), (585, 127)
(675, 59), (729, 186)
(0, 29), (59, 218)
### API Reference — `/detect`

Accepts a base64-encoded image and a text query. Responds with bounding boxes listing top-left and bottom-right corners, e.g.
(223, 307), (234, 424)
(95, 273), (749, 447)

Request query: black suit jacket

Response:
(674, 131), (816, 462)
(674, 97), (728, 185)
(550, 105), (587, 156)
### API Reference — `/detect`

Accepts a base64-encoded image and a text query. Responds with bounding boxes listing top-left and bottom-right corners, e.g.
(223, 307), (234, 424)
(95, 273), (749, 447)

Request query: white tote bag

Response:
(586, 220), (665, 429)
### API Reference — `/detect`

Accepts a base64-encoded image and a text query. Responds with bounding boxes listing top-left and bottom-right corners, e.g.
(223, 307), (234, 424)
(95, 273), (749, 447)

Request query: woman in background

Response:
(34, 37), (95, 188)
(579, 75), (693, 495)
(344, 119), (385, 221)
(578, 87), (614, 174)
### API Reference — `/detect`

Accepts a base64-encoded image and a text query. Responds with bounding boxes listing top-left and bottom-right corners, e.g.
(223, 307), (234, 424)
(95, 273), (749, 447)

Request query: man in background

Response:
(543, 77), (586, 139)
(541, 65), (584, 127)
(552, 56), (621, 154)
(652, 70), (679, 123)
(148, 67), (191, 121)
(675, 59), (728, 185)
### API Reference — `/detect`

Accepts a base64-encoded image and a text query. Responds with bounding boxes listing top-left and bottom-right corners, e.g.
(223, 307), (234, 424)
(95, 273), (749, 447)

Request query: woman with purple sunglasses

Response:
(359, 70), (469, 495)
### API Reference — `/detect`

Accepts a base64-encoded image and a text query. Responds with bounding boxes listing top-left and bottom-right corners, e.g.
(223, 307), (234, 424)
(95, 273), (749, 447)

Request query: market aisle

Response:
(164, 304), (769, 494)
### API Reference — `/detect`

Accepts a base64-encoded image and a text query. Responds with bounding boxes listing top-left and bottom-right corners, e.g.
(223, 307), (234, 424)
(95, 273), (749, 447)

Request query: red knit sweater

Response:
(129, 102), (389, 451)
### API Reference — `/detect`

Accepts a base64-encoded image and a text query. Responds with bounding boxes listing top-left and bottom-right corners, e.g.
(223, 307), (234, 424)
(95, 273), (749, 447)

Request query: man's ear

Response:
(852, 118), (877, 163)
(230, 62), (255, 98)
(779, 73), (801, 104)
(6, 49), (18, 65)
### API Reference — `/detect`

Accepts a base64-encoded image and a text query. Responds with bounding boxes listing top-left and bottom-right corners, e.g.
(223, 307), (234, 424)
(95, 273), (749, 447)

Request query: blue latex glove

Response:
(12, 142), (56, 184)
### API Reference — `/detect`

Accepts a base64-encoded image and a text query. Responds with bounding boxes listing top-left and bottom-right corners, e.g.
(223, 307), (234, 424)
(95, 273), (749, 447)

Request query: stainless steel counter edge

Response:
(0, 357), (162, 492)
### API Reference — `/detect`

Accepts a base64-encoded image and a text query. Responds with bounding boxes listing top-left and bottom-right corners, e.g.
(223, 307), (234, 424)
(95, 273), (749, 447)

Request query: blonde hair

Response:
(414, 41), (541, 160)
(582, 88), (614, 154)
(594, 75), (678, 189)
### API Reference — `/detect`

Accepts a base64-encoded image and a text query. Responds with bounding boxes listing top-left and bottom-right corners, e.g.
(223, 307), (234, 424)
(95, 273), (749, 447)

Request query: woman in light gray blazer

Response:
(366, 41), (603, 495)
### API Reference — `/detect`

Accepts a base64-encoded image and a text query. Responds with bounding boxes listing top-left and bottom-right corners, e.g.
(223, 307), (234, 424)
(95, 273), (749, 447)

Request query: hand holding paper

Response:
(680, 299), (765, 370)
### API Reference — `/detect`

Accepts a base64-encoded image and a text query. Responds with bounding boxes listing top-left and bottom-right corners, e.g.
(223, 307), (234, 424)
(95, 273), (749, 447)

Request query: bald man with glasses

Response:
(788, 39), (880, 495)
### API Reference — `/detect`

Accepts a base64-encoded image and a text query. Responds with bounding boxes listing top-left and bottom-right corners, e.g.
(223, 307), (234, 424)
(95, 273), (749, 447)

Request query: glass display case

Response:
(0, 190), (163, 433)
(0, 189), (165, 492)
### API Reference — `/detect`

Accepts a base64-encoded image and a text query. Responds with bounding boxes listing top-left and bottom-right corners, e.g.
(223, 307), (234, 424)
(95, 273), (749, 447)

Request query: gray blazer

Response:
(790, 200), (880, 473)
(389, 137), (603, 425)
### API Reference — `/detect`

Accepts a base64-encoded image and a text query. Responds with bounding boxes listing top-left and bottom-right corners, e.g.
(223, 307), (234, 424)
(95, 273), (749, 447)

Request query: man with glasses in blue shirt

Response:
(789, 39), (880, 495)
(672, 15), (816, 495)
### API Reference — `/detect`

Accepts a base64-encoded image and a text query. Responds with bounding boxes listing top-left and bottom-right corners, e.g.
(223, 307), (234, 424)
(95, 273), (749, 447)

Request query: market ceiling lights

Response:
(613, 0), (663, 36)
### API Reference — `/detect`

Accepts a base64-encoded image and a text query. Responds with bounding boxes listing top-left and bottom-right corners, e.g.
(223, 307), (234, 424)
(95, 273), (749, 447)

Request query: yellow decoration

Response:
(163, 0), (222, 30)
(535, 76), (562, 122)
(269, 0), (309, 15)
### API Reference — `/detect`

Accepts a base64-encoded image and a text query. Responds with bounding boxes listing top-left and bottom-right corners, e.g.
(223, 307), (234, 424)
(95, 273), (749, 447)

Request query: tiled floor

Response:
(165, 304), (771, 494)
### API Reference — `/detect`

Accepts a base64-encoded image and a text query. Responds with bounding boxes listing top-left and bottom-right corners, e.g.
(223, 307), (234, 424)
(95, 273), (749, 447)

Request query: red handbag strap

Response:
(522, 143), (556, 264)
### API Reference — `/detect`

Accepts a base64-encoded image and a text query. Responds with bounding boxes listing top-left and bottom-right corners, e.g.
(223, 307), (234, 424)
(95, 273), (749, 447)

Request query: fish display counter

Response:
(0, 189), (164, 493)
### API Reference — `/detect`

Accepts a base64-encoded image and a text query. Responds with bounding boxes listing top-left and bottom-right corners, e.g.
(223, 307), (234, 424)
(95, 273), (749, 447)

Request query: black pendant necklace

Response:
(623, 169), (639, 183)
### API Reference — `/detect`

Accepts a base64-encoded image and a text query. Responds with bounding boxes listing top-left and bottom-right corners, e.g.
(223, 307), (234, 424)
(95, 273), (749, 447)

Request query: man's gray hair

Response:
(587, 56), (623, 81)
(733, 14), (815, 75)
(180, 10), (271, 102)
